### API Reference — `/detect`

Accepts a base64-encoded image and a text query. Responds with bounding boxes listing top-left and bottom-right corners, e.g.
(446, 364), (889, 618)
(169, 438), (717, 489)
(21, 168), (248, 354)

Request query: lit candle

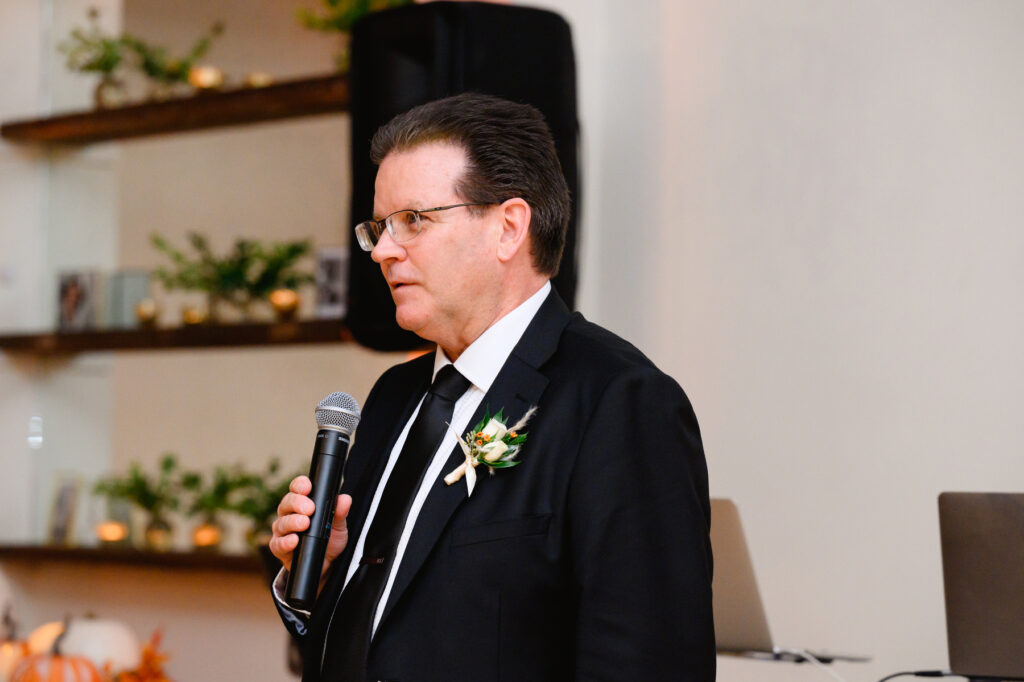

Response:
(188, 65), (224, 90)
(192, 523), (221, 549)
(270, 288), (300, 320)
(95, 520), (129, 544)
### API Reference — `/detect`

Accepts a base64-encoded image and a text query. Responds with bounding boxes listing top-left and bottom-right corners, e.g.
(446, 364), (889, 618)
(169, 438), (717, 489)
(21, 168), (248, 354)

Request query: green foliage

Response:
(60, 7), (224, 85)
(59, 8), (125, 76)
(94, 453), (181, 517)
(95, 453), (305, 546)
(180, 464), (250, 518)
(297, 0), (414, 33)
(232, 458), (304, 532)
(151, 232), (314, 308)
(121, 21), (224, 84)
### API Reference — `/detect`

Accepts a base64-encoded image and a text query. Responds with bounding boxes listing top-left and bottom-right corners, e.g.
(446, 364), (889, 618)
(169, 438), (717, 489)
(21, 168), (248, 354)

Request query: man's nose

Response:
(370, 228), (405, 263)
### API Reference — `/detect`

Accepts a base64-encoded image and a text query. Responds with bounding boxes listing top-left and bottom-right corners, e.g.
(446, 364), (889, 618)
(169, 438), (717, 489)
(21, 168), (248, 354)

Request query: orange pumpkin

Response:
(10, 653), (103, 682)
(1, 640), (29, 680)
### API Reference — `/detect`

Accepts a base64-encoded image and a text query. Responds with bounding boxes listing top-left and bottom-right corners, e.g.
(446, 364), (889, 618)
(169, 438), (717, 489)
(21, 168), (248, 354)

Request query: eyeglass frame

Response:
(354, 202), (494, 252)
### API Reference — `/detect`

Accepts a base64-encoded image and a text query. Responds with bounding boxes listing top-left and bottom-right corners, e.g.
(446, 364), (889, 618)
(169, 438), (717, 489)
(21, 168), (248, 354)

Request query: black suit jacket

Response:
(277, 290), (715, 681)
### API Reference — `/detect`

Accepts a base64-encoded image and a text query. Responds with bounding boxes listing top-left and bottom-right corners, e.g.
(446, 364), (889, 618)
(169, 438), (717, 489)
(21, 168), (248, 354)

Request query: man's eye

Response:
(397, 211), (419, 228)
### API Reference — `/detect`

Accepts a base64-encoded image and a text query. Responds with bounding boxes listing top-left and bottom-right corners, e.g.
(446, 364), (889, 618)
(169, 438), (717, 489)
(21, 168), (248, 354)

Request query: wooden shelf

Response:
(0, 545), (263, 574)
(0, 73), (349, 145)
(0, 319), (352, 355)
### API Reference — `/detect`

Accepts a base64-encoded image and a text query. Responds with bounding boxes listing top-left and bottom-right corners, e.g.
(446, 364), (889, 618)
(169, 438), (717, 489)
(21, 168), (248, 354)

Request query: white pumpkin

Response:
(25, 617), (140, 673)
(60, 617), (140, 673)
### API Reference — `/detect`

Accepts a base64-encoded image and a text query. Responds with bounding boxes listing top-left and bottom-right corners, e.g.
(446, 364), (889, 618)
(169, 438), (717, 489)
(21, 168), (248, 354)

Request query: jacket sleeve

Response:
(568, 366), (715, 681)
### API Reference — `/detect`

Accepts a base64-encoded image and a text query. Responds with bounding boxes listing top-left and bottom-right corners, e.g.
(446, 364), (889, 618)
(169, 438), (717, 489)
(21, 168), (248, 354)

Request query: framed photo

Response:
(104, 269), (151, 328)
(57, 270), (101, 330)
(48, 475), (82, 545)
(315, 247), (349, 319)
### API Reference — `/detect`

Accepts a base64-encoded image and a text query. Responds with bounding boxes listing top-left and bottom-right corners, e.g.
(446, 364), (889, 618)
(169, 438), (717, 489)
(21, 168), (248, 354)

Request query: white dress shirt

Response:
(275, 281), (551, 638)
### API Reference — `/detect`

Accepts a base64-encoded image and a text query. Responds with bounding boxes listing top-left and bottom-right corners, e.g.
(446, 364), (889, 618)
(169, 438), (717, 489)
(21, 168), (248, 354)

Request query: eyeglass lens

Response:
(355, 210), (420, 251)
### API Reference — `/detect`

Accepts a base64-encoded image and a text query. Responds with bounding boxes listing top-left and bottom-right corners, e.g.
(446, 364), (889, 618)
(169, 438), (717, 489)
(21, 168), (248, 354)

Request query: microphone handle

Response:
(285, 428), (352, 610)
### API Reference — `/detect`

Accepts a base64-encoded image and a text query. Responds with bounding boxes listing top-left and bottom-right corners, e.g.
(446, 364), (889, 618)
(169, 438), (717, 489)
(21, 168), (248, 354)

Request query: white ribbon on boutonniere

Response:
(443, 406), (537, 496)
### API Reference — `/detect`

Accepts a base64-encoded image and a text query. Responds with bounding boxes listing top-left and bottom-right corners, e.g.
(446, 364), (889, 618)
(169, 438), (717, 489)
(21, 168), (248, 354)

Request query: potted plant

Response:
(94, 454), (181, 551)
(151, 232), (314, 323)
(60, 9), (225, 106)
(180, 465), (248, 552)
(59, 8), (128, 108)
(232, 458), (302, 550)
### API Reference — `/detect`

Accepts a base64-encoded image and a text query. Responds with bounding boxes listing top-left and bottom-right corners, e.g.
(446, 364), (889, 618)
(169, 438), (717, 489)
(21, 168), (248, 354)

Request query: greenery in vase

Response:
(151, 232), (314, 317)
(59, 7), (125, 78)
(297, 0), (414, 70)
(94, 453), (181, 521)
(233, 458), (303, 539)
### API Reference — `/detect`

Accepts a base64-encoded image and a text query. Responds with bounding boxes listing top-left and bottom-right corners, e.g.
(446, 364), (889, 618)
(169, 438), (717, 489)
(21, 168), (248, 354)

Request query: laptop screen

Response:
(939, 492), (1024, 680)
(710, 498), (774, 654)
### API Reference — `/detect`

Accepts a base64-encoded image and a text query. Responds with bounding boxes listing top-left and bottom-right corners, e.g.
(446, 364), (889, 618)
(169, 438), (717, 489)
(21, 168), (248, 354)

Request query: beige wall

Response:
(3, 1), (1024, 681)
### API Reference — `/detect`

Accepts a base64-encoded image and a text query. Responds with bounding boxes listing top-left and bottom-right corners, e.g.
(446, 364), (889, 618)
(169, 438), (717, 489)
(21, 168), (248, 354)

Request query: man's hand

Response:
(270, 475), (352, 581)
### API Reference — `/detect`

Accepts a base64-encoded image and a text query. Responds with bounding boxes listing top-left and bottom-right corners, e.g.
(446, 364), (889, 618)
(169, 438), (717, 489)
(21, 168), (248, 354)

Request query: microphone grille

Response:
(315, 392), (361, 434)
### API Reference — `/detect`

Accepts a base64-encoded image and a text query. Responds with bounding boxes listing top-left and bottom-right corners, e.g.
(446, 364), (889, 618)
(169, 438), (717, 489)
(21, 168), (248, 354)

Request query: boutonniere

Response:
(444, 406), (537, 496)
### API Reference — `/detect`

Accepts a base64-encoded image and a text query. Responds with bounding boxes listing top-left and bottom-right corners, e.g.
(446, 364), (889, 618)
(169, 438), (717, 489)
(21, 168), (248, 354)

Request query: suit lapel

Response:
(317, 358), (432, 615)
(375, 289), (571, 629)
(347, 363), (432, 544)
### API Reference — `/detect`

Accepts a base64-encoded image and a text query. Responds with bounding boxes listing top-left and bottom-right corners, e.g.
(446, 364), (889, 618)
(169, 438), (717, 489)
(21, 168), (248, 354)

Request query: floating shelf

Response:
(0, 545), (263, 574)
(0, 74), (349, 145)
(0, 319), (352, 355)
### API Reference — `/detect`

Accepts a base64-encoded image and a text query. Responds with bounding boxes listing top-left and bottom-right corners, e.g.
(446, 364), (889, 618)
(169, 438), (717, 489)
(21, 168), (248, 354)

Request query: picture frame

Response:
(47, 474), (82, 545)
(57, 270), (101, 330)
(315, 246), (349, 319)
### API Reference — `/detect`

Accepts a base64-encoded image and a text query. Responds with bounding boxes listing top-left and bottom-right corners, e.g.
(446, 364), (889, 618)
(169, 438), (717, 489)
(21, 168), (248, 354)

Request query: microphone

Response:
(285, 392), (361, 610)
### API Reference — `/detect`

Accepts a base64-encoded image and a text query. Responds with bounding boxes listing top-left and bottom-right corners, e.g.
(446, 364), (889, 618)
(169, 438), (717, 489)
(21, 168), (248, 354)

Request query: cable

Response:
(877, 671), (958, 682)
(774, 648), (849, 682)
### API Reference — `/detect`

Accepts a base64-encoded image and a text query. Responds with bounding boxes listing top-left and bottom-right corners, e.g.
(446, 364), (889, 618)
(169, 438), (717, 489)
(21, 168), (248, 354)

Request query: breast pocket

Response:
(450, 514), (551, 548)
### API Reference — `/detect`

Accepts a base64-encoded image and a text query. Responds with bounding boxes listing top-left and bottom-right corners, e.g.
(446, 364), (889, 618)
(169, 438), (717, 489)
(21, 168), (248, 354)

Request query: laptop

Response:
(710, 498), (868, 664)
(939, 492), (1024, 681)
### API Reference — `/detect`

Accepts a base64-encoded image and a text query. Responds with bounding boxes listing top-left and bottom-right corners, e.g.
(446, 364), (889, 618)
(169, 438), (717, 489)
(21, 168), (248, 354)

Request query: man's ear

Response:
(495, 198), (532, 264)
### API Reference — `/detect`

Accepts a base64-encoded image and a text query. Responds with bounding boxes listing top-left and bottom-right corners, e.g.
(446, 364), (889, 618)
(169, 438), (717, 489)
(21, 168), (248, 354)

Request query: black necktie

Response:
(321, 364), (471, 681)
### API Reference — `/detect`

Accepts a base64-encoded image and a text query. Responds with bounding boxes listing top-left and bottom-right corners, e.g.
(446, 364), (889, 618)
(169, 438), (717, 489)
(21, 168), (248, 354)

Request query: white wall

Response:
(540, 1), (1024, 680)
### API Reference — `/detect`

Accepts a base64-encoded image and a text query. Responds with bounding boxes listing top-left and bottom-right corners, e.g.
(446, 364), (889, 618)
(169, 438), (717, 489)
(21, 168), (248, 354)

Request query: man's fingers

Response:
(289, 475), (311, 495)
(272, 513), (310, 537)
(277, 491), (315, 518)
(271, 532), (298, 553)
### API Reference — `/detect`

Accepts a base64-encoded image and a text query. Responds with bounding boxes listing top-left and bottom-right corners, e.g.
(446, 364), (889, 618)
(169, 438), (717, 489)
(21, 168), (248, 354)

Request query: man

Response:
(270, 93), (715, 681)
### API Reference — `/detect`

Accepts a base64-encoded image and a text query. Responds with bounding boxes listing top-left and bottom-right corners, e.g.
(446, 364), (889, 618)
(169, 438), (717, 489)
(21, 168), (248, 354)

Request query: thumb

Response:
(335, 493), (352, 522)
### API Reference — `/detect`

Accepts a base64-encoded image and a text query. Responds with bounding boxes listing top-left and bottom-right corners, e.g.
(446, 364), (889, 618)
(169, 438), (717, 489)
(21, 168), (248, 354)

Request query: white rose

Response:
(480, 418), (507, 440)
(480, 440), (509, 462)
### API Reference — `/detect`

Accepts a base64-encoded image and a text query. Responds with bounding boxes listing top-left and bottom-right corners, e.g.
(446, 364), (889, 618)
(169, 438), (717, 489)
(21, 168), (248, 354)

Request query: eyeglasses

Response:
(354, 203), (492, 252)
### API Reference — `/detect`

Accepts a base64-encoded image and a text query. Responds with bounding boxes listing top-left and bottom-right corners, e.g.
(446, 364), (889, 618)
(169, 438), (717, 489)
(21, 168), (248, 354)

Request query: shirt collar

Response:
(432, 281), (552, 392)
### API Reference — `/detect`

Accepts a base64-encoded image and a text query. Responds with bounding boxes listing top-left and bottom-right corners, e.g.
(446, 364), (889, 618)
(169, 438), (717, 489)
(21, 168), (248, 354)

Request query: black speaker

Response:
(346, 1), (580, 351)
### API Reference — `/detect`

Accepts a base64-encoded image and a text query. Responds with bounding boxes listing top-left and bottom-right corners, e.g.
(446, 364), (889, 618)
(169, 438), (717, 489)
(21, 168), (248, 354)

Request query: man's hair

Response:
(370, 93), (570, 276)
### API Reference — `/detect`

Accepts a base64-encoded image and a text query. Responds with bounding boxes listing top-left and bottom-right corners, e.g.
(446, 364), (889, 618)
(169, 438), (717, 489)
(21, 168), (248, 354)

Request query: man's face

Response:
(371, 142), (497, 346)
